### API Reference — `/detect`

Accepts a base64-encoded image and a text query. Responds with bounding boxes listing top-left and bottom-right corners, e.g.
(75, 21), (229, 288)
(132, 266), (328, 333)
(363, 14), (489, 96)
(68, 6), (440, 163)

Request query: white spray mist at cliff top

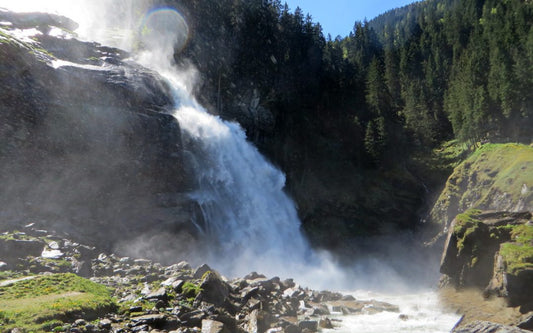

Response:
(0, 0), (157, 51)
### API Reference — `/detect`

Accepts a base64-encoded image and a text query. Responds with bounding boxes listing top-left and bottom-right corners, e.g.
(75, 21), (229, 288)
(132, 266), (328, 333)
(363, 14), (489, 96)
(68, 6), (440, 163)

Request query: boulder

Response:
(318, 318), (334, 329)
(240, 286), (260, 302)
(180, 310), (207, 327)
(176, 261), (192, 270)
(130, 314), (167, 327)
(245, 310), (273, 333)
(364, 300), (400, 313)
(98, 319), (112, 330)
(244, 272), (266, 280)
(440, 210), (532, 310)
(441, 211), (513, 288)
(298, 320), (318, 332)
(311, 290), (343, 302)
(195, 272), (230, 309)
(0, 239), (44, 263)
(145, 287), (168, 302)
(283, 287), (304, 300)
(517, 313), (533, 331)
(194, 264), (213, 279)
(311, 304), (330, 316)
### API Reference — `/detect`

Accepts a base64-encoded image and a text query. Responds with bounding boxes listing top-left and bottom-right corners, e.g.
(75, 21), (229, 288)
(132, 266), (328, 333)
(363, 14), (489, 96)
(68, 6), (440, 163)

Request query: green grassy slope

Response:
(0, 273), (116, 332)
(430, 143), (533, 229)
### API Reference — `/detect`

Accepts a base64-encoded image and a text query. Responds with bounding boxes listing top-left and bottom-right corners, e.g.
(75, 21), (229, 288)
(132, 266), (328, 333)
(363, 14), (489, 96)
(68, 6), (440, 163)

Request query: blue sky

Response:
(284, 0), (418, 38)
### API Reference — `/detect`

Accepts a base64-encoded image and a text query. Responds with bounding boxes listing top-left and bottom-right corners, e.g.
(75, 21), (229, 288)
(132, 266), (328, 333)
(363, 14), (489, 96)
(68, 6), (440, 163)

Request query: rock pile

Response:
(0, 226), (400, 333)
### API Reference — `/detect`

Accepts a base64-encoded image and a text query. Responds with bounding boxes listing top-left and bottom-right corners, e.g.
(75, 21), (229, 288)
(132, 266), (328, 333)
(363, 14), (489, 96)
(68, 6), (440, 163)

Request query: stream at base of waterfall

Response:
(327, 291), (460, 333)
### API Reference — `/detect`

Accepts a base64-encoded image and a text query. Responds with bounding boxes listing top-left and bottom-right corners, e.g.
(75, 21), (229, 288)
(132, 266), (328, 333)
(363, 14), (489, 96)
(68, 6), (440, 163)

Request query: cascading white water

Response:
(0, 0), (340, 283)
(133, 17), (460, 332)
(159, 69), (312, 277)
(326, 291), (461, 333)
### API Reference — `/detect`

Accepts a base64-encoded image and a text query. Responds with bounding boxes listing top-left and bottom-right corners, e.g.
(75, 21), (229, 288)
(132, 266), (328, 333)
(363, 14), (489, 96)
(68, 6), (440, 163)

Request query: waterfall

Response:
(152, 66), (313, 278)
(125, 6), (320, 278)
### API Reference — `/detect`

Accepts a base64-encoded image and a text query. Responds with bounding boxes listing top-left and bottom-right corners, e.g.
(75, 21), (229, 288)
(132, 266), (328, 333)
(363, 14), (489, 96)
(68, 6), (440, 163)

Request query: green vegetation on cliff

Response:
(182, 280), (202, 303)
(440, 210), (532, 303)
(431, 143), (533, 228)
(453, 209), (483, 254)
(0, 273), (116, 332)
(500, 224), (533, 275)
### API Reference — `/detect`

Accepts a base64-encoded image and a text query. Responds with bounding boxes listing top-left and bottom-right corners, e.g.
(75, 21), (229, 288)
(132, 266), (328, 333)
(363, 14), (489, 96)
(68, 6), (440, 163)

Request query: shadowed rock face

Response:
(0, 10), (198, 252)
(440, 211), (533, 312)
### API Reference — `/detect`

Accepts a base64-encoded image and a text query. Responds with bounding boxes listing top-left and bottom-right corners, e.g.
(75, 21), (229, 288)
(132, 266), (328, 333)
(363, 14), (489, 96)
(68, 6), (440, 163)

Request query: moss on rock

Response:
(453, 209), (484, 254)
(430, 143), (533, 233)
(500, 224), (533, 275)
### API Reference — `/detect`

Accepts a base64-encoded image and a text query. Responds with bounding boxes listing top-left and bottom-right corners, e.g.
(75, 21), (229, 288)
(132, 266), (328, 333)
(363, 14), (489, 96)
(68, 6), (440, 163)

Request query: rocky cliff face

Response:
(432, 144), (533, 330)
(217, 87), (426, 249)
(0, 10), (199, 254)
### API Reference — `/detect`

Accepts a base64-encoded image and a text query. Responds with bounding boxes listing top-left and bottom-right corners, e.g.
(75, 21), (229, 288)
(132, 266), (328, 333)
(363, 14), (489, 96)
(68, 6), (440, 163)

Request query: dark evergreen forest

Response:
(163, 0), (532, 249)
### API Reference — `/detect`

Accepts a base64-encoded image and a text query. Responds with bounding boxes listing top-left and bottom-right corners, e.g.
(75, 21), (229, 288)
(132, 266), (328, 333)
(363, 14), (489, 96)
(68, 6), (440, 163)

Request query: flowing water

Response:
(158, 69), (312, 278)
(328, 291), (460, 333)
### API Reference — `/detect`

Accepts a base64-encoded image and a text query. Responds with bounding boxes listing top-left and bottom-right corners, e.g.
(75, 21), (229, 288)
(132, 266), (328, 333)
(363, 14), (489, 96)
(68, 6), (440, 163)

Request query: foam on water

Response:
(328, 291), (461, 333)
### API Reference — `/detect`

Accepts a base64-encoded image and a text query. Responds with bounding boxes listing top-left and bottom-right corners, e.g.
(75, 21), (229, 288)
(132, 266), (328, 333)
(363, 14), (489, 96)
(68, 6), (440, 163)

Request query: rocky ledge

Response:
(439, 210), (533, 331)
(0, 225), (400, 333)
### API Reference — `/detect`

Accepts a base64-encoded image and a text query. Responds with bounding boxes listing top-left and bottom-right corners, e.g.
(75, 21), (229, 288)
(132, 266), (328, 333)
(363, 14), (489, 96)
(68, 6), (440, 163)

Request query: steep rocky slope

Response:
(0, 10), (205, 258)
